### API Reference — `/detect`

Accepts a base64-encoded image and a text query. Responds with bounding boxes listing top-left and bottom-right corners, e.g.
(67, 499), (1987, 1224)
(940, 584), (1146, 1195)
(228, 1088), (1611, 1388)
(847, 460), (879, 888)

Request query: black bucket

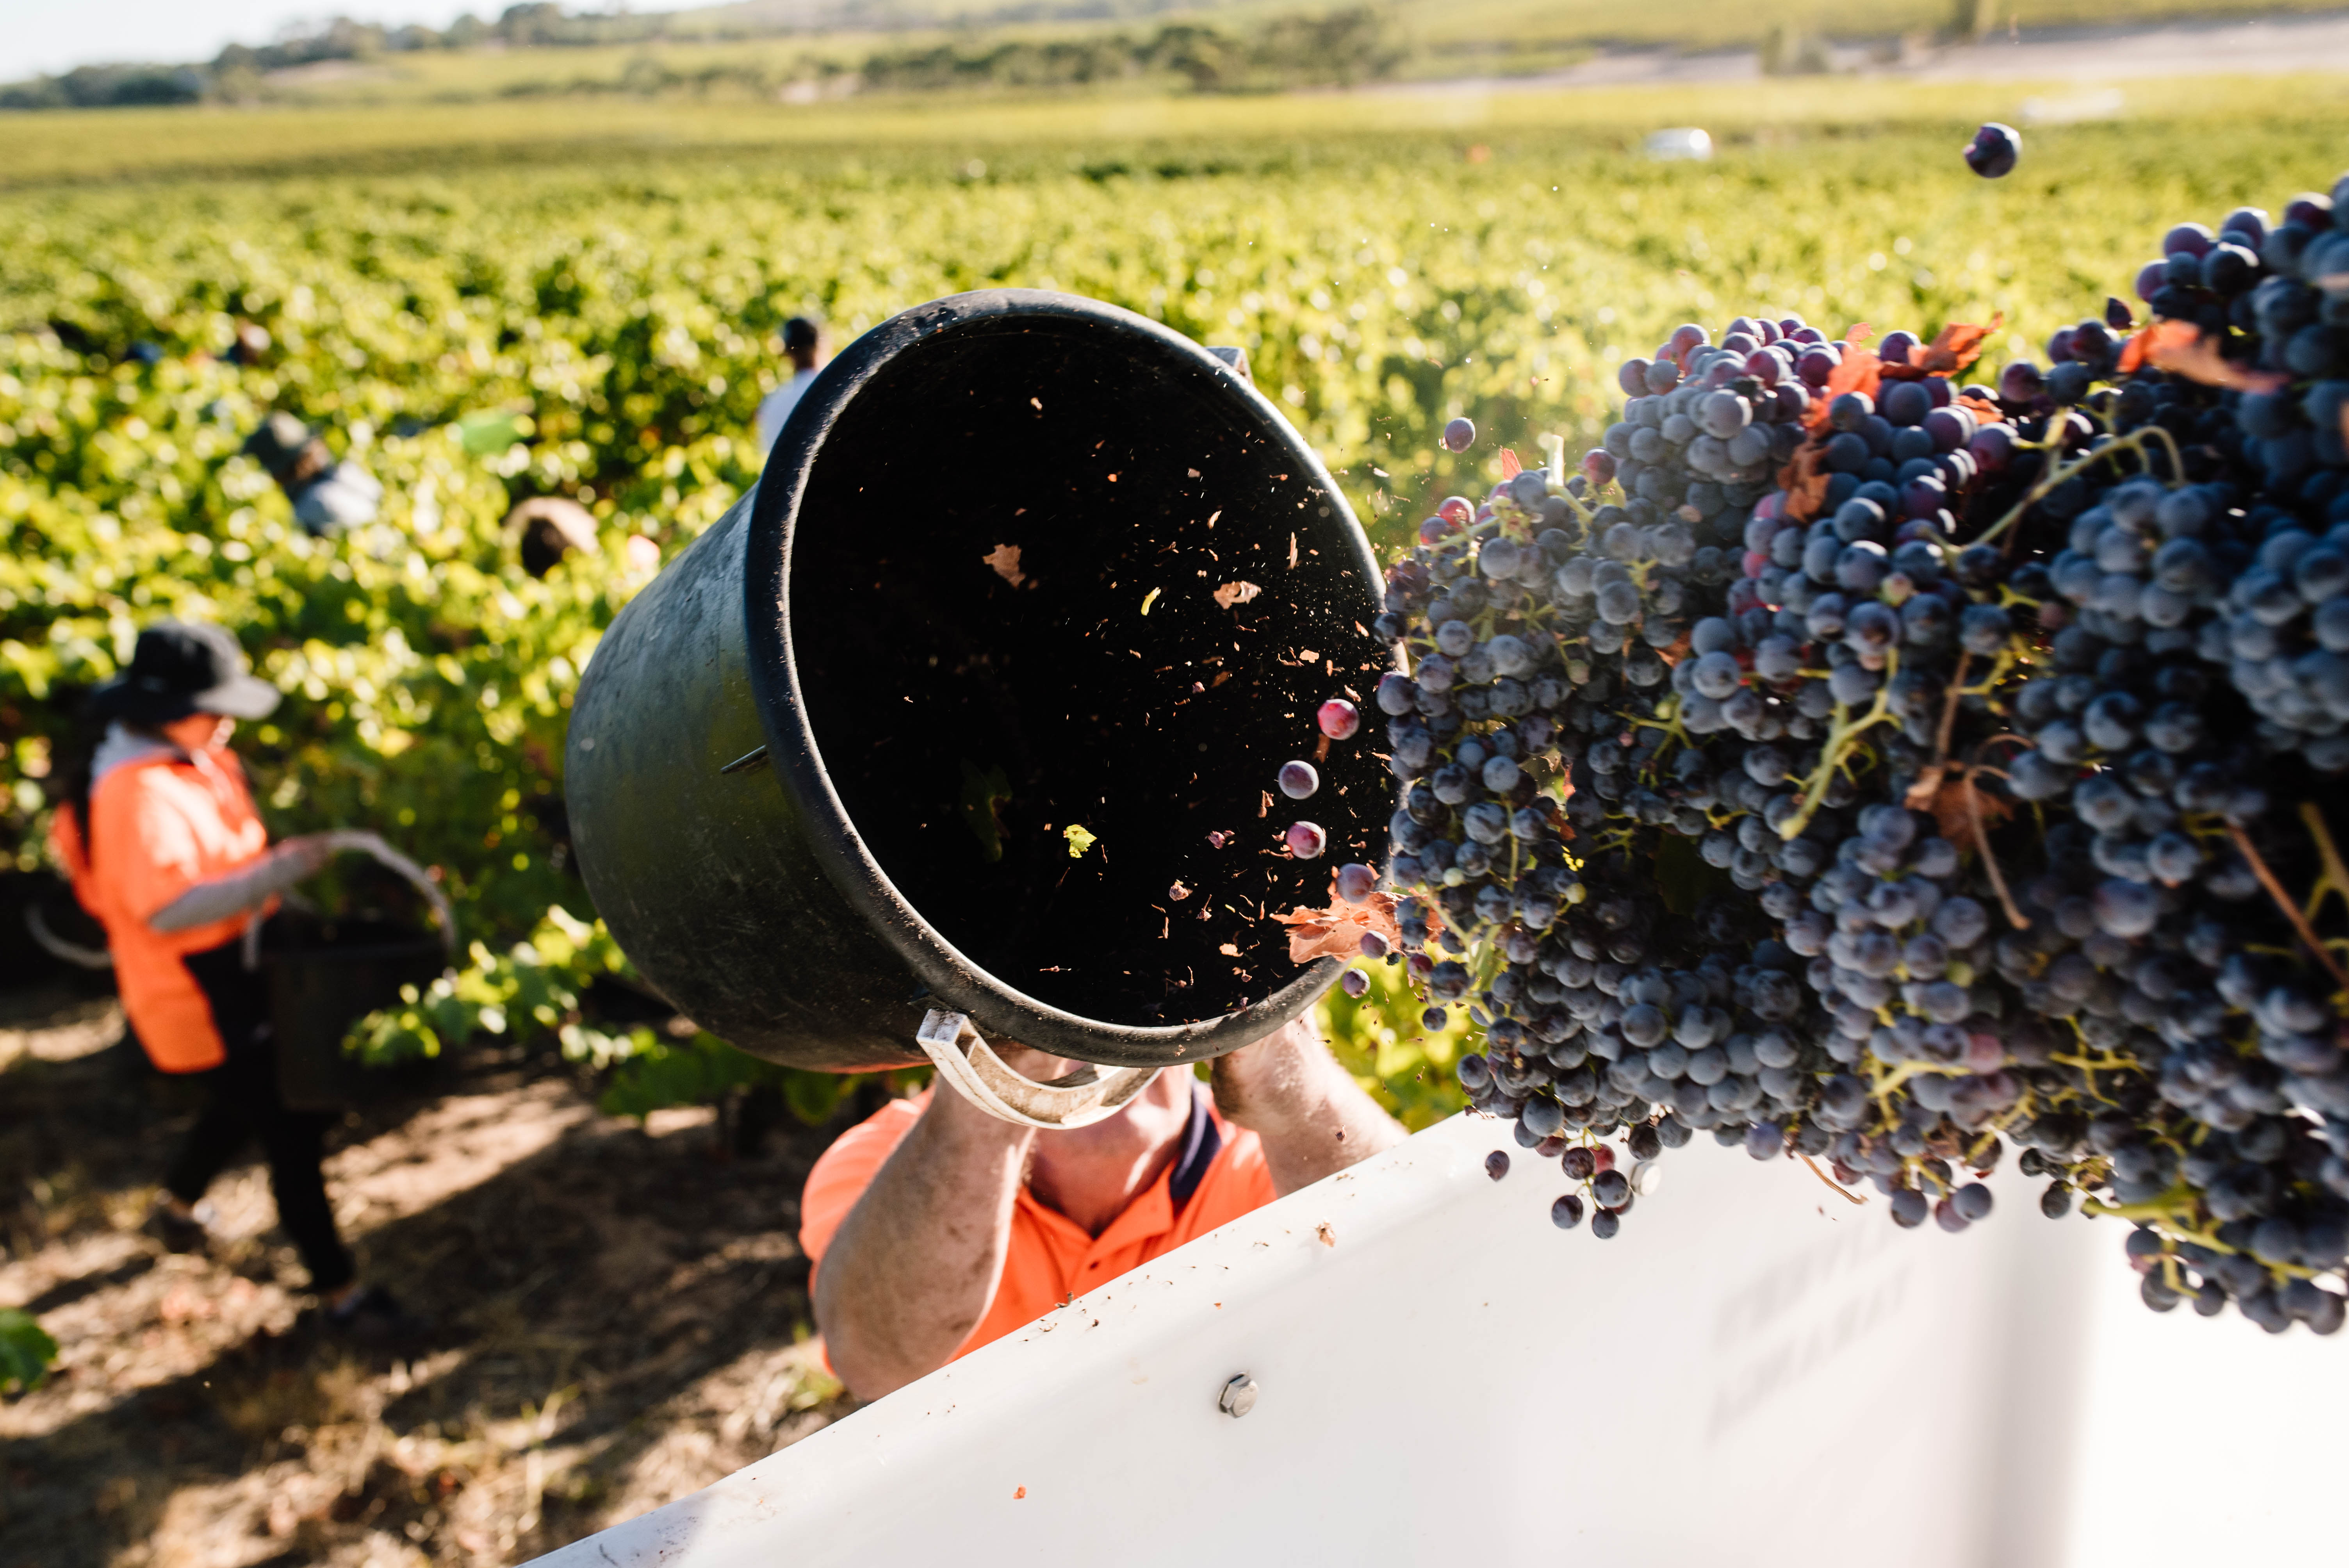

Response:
(268, 916), (449, 1112)
(565, 290), (1392, 1073)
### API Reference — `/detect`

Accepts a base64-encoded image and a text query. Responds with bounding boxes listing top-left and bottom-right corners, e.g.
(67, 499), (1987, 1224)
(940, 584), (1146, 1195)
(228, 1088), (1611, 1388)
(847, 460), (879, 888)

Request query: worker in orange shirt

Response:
(52, 622), (414, 1338)
(802, 1019), (1405, 1399)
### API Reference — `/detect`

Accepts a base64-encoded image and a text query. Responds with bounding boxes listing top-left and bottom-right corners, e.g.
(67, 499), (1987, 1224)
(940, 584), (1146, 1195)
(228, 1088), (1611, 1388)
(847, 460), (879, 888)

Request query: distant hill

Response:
(8, 0), (2349, 109)
(664, 0), (1247, 29)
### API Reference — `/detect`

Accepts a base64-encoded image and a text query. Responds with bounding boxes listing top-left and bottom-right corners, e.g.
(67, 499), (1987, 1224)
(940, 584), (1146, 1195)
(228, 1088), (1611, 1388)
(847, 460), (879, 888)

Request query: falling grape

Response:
(1341, 969), (1370, 999)
(1442, 417), (1476, 453)
(1277, 760), (1320, 800)
(1964, 122), (2020, 178)
(1335, 862), (1378, 902)
(1284, 820), (1327, 859)
(1485, 1150), (1510, 1181)
(1318, 698), (1361, 739)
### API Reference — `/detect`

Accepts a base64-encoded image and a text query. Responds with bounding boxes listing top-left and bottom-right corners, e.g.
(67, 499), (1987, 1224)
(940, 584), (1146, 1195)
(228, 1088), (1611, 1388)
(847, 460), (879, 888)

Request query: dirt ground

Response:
(0, 981), (867, 1568)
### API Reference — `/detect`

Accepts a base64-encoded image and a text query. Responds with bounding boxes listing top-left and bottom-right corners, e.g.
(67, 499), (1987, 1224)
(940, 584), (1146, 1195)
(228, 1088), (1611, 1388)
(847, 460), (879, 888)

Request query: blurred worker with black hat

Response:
(51, 621), (415, 1338)
(756, 316), (827, 460)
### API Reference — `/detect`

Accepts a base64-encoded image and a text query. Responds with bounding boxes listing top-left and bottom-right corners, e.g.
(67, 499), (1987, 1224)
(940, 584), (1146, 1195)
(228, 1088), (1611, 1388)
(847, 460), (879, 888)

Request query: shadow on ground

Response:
(1, 985), (873, 1568)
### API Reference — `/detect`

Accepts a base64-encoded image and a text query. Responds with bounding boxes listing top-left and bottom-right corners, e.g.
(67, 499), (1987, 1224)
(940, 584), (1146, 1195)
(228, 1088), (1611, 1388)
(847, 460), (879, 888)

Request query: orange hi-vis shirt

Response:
(800, 1086), (1279, 1363)
(52, 747), (271, 1073)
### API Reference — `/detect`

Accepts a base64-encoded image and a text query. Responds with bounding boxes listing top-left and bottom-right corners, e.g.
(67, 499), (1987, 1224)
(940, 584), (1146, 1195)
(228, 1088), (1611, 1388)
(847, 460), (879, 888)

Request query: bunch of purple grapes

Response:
(1364, 175), (2349, 1334)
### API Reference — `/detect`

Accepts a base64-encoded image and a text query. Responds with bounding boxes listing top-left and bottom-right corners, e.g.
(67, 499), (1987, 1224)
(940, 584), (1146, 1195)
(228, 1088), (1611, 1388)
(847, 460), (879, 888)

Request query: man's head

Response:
(783, 316), (823, 372)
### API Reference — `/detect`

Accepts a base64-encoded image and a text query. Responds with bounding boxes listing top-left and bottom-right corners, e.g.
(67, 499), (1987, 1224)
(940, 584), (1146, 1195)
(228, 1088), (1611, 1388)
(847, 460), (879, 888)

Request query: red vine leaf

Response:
(1778, 440), (1832, 522)
(2141, 323), (2287, 394)
(1884, 315), (2004, 380)
(1499, 447), (1524, 479)
(1929, 774), (2013, 846)
(1804, 345), (1883, 431)
(2114, 320), (2192, 375)
(1271, 887), (1405, 965)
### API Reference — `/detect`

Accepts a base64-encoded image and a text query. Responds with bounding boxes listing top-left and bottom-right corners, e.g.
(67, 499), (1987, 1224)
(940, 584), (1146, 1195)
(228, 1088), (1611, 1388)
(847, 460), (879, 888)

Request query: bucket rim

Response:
(745, 289), (1379, 1066)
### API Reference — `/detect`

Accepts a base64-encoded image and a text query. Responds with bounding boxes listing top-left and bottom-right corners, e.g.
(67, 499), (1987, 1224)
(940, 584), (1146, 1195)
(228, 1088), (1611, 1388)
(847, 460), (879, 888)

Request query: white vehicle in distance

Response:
(1645, 127), (1715, 160)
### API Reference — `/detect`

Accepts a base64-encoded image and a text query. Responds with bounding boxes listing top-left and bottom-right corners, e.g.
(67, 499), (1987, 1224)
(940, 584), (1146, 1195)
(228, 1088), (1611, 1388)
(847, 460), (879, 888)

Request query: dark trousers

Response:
(164, 940), (356, 1295)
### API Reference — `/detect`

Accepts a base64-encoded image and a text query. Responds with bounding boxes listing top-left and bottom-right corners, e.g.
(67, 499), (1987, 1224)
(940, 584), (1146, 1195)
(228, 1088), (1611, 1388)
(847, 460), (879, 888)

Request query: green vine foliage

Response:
(345, 904), (624, 1065)
(15, 120), (2303, 1123)
(346, 902), (913, 1125)
(0, 1308), (59, 1397)
(1318, 959), (1472, 1130)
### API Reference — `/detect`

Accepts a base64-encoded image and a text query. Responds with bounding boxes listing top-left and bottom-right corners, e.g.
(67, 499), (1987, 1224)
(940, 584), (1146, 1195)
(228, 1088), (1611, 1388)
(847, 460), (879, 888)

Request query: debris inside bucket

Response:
(786, 343), (1389, 1027)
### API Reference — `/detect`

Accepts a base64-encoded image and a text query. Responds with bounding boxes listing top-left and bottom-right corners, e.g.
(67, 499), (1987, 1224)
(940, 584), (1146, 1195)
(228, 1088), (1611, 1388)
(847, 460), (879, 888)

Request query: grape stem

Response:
(2080, 1192), (2324, 1282)
(2225, 819), (2349, 992)
(1969, 424), (2187, 553)
(1798, 1152), (1868, 1205)
(1900, 650), (1973, 811)
(2297, 801), (2349, 932)
(1775, 650), (1900, 841)
(1962, 761), (2032, 932)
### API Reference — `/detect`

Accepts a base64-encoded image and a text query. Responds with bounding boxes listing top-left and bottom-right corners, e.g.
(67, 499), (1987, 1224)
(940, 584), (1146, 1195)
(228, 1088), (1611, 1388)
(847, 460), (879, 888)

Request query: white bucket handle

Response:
(915, 1009), (1160, 1131)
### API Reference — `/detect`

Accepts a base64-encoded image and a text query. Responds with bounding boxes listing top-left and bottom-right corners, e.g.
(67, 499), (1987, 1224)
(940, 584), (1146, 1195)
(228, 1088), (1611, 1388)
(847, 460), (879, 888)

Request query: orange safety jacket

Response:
(51, 746), (273, 1073)
(800, 1086), (1280, 1365)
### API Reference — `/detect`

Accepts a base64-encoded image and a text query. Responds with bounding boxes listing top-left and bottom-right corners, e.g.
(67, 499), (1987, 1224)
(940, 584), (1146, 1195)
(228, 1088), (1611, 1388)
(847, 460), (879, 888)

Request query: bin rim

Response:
(743, 288), (1372, 1066)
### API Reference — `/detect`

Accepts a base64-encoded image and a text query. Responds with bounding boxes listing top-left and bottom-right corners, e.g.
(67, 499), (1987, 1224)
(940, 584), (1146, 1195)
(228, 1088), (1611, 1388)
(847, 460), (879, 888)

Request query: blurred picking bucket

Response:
(270, 916), (449, 1112)
(564, 290), (1390, 1073)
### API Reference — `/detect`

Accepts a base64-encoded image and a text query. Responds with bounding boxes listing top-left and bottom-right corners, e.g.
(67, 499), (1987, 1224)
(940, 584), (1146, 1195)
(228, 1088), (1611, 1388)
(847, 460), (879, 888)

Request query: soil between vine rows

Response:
(0, 982), (869, 1568)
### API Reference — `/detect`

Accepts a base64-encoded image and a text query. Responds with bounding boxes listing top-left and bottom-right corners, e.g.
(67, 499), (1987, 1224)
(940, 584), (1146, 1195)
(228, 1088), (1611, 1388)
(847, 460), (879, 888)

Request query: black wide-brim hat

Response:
(87, 621), (282, 725)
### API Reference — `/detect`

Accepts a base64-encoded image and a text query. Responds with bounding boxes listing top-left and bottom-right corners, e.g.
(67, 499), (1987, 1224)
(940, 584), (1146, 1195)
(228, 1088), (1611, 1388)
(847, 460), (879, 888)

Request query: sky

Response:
(0, 2), (680, 81)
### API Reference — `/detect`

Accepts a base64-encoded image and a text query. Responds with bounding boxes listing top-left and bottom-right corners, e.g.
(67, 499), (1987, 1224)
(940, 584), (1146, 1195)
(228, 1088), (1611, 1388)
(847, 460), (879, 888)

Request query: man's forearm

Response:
(813, 1102), (1032, 1400)
(1214, 1019), (1408, 1196)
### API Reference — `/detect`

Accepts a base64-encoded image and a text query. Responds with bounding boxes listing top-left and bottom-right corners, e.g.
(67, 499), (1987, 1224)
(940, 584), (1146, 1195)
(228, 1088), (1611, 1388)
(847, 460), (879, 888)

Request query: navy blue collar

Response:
(1167, 1085), (1223, 1212)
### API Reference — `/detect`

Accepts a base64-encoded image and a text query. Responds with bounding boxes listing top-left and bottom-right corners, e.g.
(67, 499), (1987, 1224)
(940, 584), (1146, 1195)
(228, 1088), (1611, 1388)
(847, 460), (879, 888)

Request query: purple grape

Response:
(1998, 361), (2044, 404)
(1442, 417), (1476, 453)
(1277, 760), (1319, 799)
(1317, 698), (1360, 739)
(1485, 1150), (1510, 1181)
(1340, 969), (1370, 999)
(1964, 122), (2020, 179)
(2162, 221), (2214, 258)
(1335, 862), (1378, 902)
(1285, 820), (1327, 859)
